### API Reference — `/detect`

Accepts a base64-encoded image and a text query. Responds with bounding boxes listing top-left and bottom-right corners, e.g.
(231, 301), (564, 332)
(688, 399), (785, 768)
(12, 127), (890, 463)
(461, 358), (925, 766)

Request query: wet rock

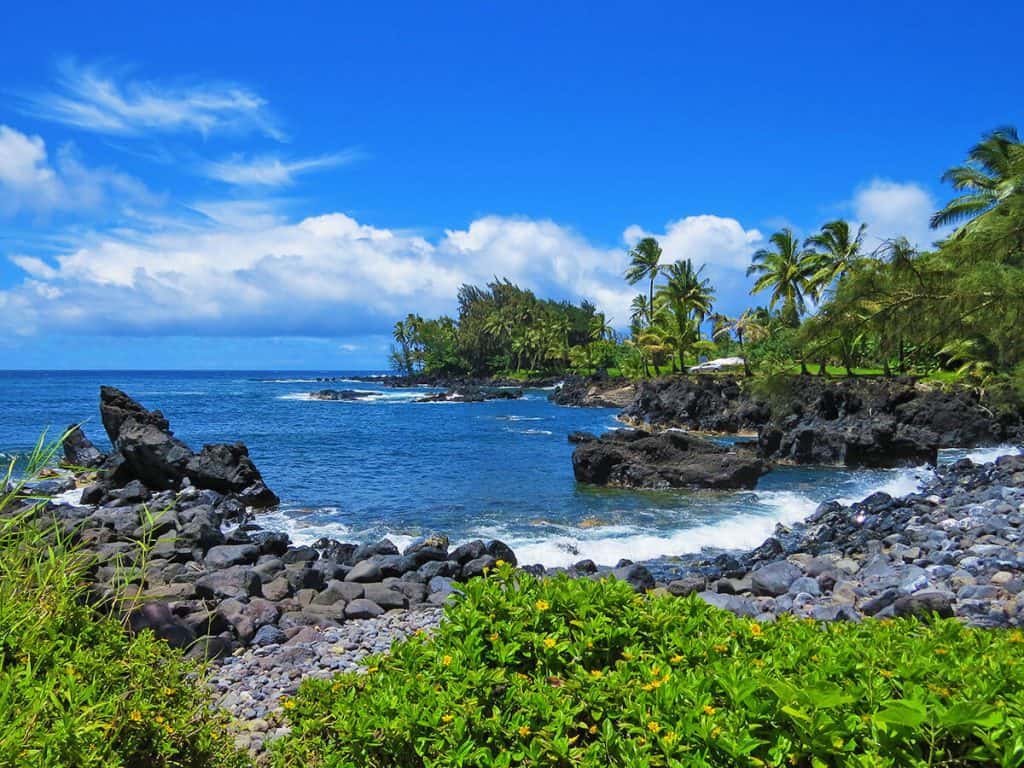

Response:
(572, 429), (766, 490)
(613, 563), (655, 592)
(63, 425), (104, 467)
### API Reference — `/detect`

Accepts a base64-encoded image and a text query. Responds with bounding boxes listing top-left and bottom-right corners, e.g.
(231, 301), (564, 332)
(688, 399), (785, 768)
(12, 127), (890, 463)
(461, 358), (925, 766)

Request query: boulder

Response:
(550, 375), (637, 408)
(893, 590), (955, 619)
(204, 544), (259, 569)
(128, 602), (196, 649)
(751, 560), (803, 597)
(63, 425), (104, 467)
(195, 566), (262, 600)
(344, 598), (385, 619)
(620, 375), (769, 432)
(97, 386), (278, 506)
(309, 389), (373, 401)
(572, 429), (766, 490)
(613, 563), (655, 592)
(345, 560), (383, 583)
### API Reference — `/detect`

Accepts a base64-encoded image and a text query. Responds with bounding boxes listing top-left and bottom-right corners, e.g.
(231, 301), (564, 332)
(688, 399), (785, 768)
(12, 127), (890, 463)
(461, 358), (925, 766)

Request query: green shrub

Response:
(0, 444), (247, 768)
(274, 565), (1024, 767)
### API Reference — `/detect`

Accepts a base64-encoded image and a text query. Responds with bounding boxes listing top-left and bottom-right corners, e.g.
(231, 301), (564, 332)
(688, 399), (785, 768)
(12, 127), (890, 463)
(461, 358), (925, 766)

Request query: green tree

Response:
(712, 309), (767, 376)
(746, 228), (819, 328)
(806, 219), (867, 293)
(931, 126), (1024, 237)
(625, 237), (663, 328)
(658, 259), (715, 369)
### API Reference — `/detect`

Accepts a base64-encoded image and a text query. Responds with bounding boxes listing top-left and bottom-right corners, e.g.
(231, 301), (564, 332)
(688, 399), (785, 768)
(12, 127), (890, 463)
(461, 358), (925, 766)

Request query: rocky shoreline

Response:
(9, 382), (1024, 761)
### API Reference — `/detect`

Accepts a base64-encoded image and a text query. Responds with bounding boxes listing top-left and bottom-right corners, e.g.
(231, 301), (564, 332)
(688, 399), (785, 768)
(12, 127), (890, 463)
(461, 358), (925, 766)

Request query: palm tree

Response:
(712, 309), (767, 376)
(629, 294), (651, 330)
(806, 219), (867, 294)
(931, 126), (1024, 236)
(658, 259), (715, 368)
(625, 237), (663, 327)
(629, 294), (653, 375)
(589, 312), (614, 343)
(391, 314), (422, 375)
(747, 228), (819, 328)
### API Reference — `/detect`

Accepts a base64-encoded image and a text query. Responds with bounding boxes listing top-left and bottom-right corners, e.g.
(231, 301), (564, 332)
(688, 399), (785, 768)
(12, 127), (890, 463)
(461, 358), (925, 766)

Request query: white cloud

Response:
(9, 255), (58, 279)
(25, 60), (281, 139)
(0, 125), (63, 212)
(0, 124), (156, 216)
(0, 208), (649, 337)
(203, 151), (358, 186)
(621, 215), (764, 312)
(852, 179), (948, 250)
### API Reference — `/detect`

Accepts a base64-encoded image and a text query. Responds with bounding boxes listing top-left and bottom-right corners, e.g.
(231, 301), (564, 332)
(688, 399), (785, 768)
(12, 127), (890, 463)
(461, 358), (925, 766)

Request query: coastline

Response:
(7, 378), (1023, 760)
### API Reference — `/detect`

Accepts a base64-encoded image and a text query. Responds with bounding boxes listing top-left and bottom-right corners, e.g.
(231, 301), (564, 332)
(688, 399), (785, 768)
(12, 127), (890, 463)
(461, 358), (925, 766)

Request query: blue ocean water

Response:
(0, 371), (1018, 567)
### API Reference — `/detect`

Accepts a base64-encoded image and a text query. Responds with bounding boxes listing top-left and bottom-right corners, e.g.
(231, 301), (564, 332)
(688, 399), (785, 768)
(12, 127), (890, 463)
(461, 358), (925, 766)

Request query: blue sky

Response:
(1, 1), (1021, 369)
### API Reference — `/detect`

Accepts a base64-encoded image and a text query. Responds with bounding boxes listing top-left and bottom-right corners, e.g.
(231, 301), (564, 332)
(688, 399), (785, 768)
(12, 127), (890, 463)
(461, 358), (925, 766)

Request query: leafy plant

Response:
(274, 565), (1024, 767)
(0, 439), (246, 768)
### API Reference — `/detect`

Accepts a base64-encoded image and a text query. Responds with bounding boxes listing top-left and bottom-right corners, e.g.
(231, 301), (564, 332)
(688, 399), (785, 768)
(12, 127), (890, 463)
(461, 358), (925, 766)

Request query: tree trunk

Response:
(800, 360), (809, 375)
(818, 360), (826, 376)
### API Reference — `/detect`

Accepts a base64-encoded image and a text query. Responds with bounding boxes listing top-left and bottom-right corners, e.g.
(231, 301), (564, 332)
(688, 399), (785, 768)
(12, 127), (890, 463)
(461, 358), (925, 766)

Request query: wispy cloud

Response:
(0, 123), (158, 217)
(24, 60), (282, 139)
(202, 151), (359, 187)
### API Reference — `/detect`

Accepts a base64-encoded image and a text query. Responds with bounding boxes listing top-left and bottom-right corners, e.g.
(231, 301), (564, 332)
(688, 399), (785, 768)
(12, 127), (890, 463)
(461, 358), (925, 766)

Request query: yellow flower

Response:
(589, 724), (598, 734)
(442, 654), (453, 666)
(663, 731), (677, 744)
(495, 559), (506, 567)
(162, 687), (176, 697)
(518, 725), (531, 737)
(589, 669), (603, 678)
(129, 709), (142, 722)
(155, 715), (165, 725)
(935, 647), (948, 656)
(282, 698), (296, 710)
(879, 669), (893, 679)
(366, 666), (378, 673)
(489, 632), (500, 642)
(647, 721), (661, 733)
(749, 622), (763, 636)
(710, 726), (722, 739)
(650, 665), (661, 677)
(1009, 630), (1023, 644)
(442, 714), (454, 723)
(713, 643), (728, 653)
(535, 599), (550, 611)
(163, 723), (174, 735)
(543, 637), (556, 649)
(703, 705), (716, 716)
(669, 654), (683, 664)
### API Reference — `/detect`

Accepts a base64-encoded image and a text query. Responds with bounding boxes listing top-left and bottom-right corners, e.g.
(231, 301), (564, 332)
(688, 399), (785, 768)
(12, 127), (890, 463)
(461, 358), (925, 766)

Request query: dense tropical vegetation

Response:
(390, 125), (1024, 392)
(0, 441), (245, 768)
(274, 564), (1024, 767)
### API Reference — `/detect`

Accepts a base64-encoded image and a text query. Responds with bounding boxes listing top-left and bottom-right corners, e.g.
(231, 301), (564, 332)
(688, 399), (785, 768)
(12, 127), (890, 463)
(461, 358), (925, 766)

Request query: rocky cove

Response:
(9, 377), (1024, 759)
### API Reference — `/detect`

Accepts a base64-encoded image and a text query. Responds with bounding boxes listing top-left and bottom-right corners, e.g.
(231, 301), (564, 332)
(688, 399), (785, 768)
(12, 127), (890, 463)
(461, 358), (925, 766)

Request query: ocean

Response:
(0, 370), (1018, 568)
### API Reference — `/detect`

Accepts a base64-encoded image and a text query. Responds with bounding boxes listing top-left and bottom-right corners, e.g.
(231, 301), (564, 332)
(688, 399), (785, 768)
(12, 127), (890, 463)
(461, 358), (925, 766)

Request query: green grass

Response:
(274, 565), (1024, 767)
(0, 439), (247, 768)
